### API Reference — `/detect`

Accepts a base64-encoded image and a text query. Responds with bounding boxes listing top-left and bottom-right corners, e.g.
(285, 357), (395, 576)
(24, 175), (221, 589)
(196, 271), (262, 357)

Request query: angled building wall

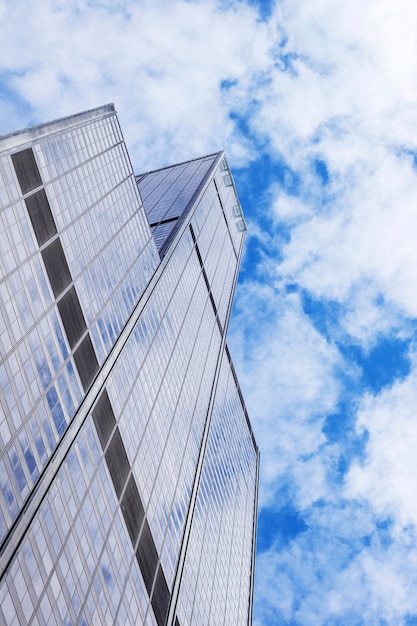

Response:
(0, 104), (258, 626)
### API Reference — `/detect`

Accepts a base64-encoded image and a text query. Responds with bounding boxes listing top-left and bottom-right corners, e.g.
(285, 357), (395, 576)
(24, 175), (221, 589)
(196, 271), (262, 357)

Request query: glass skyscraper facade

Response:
(0, 104), (259, 625)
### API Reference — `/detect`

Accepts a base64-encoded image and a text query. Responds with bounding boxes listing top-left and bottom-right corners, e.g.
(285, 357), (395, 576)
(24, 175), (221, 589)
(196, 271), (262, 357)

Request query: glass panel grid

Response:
(175, 353), (257, 626)
(0, 112), (158, 541)
(0, 110), (257, 626)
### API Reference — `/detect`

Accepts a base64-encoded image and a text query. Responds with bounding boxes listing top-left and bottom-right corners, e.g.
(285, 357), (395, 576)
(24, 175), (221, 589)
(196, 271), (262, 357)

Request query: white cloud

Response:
(346, 359), (417, 529)
(229, 282), (344, 508)
(229, 0), (417, 346)
(0, 0), (273, 169)
(255, 500), (417, 625)
(275, 148), (417, 320)
(227, 2), (417, 624)
(271, 186), (314, 223)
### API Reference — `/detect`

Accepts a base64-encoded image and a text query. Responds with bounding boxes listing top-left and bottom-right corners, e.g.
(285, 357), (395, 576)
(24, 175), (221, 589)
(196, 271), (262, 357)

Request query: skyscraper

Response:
(0, 104), (259, 625)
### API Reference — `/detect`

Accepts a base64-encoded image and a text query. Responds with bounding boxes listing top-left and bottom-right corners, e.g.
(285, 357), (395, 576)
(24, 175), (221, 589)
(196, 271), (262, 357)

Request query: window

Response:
(232, 204), (243, 217)
(11, 148), (42, 195)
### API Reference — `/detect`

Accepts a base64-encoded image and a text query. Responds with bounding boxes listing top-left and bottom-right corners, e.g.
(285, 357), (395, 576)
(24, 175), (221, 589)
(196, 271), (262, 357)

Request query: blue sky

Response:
(2, 0), (417, 623)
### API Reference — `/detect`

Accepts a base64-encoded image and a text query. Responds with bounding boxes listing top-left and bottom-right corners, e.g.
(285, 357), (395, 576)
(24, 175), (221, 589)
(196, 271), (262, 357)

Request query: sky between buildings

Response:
(1, 0), (417, 624)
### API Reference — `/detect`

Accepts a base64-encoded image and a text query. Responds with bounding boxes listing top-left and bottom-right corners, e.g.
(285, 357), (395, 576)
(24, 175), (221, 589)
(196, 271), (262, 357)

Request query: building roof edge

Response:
(0, 103), (116, 152)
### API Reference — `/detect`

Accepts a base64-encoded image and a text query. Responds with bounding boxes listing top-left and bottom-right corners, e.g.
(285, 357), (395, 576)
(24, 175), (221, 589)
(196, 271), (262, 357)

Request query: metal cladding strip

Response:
(189, 223), (223, 336)
(165, 230), (246, 626)
(149, 216), (179, 228)
(225, 343), (258, 452)
(248, 450), (260, 625)
(213, 177), (238, 261)
(0, 149), (224, 582)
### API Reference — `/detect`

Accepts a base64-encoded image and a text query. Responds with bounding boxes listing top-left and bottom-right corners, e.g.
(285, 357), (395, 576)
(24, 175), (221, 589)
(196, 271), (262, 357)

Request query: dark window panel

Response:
(209, 292), (217, 316)
(151, 565), (170, 626)
(189, 223), (197, 244)
(57, 286), (87, 349)
(92, 389), (116, 449)
(195, 243), (204, 272)
(149, 216), (178, 229)
(11, 148), (42, 195)
(121, 474), (145, 546)
(136, 519), (159, 596)
(25, 189), (57, 246)
(41, 238), (72, 297)
(73, 334), (99, 391)
(105, 429), (130, 499)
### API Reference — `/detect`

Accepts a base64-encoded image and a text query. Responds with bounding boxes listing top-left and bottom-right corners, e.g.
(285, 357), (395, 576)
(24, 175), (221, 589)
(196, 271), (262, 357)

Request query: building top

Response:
(137, 152), (223, 256)
(0, 104), (115, 152)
